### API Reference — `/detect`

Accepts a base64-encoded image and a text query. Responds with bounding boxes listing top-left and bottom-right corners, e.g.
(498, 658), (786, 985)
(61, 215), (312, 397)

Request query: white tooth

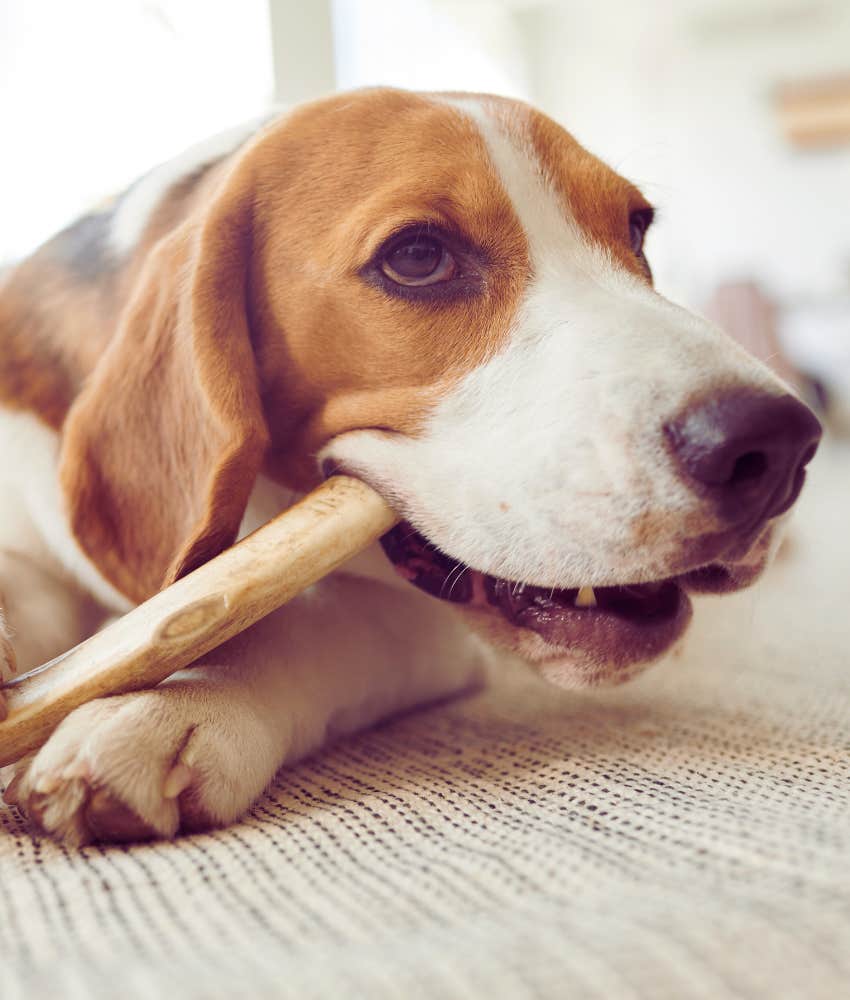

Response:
(574, 586), (597, 608)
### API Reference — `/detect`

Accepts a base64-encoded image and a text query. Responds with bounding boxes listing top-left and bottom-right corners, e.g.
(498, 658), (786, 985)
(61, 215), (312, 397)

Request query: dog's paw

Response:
(1, 685), (269, 846)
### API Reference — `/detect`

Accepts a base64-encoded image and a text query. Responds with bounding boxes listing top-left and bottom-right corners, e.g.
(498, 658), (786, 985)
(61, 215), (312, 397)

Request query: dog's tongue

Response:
(486, 576), (679, 621)
(484, 574), (681, 642)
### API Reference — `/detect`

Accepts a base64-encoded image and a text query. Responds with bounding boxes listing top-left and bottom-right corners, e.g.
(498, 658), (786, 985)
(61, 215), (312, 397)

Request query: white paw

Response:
(2, 684), (272, 846)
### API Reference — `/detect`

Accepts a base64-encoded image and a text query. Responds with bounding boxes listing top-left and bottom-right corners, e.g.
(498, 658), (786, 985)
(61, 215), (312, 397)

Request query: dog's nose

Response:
(665, 389), (822, 524)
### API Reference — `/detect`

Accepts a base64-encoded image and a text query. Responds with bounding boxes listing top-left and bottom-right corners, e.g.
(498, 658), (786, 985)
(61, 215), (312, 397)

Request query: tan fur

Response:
(526, 109), (654, 280)
(0, 164), (224, 428)
(59, 164), (269, 602)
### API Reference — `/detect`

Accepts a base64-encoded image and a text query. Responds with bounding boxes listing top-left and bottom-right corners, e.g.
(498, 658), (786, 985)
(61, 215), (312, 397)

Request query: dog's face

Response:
(248, 89), (820, 686)
(63, 88), (820, 686)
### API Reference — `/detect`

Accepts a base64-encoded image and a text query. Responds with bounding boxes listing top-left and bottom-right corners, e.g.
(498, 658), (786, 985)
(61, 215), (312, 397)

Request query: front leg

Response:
(0, 604), (15, 720)
(0, 549), (105, 720)
(5, 576), (487, 844)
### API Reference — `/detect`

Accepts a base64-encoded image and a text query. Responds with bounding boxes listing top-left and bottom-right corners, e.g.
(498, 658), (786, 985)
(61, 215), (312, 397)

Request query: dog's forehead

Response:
(270, 90), (520, 259)
(431, 93), (652, 278)
(274, 90), (644, 274)
(525, 105), (652, 269)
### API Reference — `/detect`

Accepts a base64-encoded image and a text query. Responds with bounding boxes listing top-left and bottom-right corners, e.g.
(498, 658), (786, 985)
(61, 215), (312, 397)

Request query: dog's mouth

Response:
(379, 521), (753, 671)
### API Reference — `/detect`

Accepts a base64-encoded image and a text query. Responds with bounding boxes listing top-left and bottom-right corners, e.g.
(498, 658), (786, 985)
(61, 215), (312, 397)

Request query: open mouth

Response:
(380, 521), (718, 665)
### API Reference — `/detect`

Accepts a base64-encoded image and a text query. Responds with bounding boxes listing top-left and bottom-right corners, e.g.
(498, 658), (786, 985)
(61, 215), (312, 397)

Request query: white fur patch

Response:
(0, 407), (130, 612)
(324, 98), (787, 589)
(109, 115), (276, 256)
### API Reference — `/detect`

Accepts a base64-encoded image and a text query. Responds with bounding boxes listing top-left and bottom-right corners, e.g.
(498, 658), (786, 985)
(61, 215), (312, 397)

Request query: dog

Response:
(0, 89), (821, 845)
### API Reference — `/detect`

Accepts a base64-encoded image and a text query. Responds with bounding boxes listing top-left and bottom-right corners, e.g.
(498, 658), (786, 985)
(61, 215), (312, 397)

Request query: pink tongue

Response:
(484, 576), (576, 622)
(486, 575), (683, 632)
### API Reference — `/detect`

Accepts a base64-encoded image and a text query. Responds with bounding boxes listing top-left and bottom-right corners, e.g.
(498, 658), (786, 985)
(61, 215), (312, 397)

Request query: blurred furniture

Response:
(704, 279), (803, 389)
(776, 73), (850, 149)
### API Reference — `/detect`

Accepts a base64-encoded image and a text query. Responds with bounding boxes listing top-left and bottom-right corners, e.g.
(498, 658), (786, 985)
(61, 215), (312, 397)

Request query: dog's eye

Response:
(381, 235), (457, 286)
(628, 210), (652, 257)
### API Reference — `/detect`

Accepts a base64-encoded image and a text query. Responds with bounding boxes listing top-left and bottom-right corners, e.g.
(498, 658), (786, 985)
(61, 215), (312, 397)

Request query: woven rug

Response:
(1, 444), (848, 1000)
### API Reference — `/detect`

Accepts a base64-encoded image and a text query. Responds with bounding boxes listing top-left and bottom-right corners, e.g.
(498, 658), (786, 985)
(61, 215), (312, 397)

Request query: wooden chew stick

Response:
(0, 476), (398, 767)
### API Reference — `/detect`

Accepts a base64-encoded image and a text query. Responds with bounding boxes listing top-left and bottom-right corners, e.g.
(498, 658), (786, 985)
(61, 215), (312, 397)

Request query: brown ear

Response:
(60, 172), (270, 603)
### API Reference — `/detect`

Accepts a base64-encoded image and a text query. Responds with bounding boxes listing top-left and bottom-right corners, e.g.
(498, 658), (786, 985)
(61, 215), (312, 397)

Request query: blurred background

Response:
(2, 0), (849, 420)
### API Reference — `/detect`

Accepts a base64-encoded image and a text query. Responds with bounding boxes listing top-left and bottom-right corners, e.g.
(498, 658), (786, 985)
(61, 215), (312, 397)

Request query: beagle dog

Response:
(0, 89), (821, 845)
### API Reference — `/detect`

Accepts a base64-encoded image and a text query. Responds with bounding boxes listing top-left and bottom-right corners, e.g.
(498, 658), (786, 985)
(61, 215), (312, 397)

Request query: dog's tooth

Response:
(574, 586), (597, 608)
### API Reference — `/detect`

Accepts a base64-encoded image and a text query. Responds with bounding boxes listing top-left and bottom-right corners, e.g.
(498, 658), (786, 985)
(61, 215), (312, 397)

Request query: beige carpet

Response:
(1, 444), (848, 1000)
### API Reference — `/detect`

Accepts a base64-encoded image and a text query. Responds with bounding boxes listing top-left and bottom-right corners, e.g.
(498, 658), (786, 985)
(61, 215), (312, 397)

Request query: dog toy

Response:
(0, 476), (398, 767)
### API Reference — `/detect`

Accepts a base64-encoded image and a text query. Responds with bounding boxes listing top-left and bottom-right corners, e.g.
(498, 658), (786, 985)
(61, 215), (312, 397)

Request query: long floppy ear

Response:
(60, 171), (270, 603)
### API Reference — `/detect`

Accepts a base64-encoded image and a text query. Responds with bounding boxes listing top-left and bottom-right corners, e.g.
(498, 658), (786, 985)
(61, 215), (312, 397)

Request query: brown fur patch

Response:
(249, 90), (530, 487)
(0, 257), (113, 428)
(0, 159), (229, 430)
(523, 106), (654, 279)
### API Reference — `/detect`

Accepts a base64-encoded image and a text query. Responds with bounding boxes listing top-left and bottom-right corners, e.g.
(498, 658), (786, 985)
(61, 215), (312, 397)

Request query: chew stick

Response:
(0, 476), (398, 767)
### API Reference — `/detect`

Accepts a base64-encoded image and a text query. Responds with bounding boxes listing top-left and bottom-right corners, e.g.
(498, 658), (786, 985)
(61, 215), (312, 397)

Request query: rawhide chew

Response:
(0, 476), (398, 766)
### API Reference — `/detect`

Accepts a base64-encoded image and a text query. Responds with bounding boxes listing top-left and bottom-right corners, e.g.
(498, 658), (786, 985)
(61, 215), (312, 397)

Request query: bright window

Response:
(0, 0), (273, 264)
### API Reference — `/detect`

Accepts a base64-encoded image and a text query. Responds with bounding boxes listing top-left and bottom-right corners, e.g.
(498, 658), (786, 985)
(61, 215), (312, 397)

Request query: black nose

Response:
(665, 389), (822, 524)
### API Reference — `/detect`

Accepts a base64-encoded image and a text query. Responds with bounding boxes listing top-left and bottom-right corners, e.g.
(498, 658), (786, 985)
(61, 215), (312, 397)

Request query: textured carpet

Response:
(1, 444), (848, 1000)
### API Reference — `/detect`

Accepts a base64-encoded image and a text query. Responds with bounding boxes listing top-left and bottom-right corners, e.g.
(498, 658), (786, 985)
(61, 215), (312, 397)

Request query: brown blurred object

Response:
(704, 280), (804, 391)
(775, 74), (850, 149)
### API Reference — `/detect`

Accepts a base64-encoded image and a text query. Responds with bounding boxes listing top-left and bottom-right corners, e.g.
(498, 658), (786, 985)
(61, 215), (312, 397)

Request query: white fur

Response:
(325, 98), (787, 588)
(0, 408), (130, 613)
(109, 116), (275, 256)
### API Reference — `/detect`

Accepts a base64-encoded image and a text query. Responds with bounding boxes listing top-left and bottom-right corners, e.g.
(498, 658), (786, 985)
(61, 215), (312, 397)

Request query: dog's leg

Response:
(0, 602), (15, 720)
(0, 549), (104, 723)
(5, 575), (489, 845)
(0, 550), (101, 672)
(0, 410), (116, 707)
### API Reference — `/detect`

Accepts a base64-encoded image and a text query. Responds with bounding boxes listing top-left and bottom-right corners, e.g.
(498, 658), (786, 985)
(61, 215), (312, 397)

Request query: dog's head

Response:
(62, 89), (821, 686)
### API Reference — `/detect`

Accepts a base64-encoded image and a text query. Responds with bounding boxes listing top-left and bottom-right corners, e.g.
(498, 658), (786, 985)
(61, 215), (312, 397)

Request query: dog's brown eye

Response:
(381, 236), (456, 286)
(629, 210), (651, 257)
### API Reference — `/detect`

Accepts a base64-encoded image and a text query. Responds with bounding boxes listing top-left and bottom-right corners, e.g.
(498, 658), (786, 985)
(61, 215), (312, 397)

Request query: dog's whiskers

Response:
(442, 562), (468, 600)
(447, 567), (469, 600)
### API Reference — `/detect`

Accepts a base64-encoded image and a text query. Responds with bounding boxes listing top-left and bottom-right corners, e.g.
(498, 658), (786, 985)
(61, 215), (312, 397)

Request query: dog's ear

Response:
(60, 166), (270, 603)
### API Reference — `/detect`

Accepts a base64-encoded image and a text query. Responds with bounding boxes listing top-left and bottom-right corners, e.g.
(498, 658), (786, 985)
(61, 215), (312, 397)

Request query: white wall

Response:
(0, 0), (274, 264)
(6, 0), (848, 327)
(270, 0), (336, 104)
(332, 0), (530, 100)
(520, 0), (850, 307)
